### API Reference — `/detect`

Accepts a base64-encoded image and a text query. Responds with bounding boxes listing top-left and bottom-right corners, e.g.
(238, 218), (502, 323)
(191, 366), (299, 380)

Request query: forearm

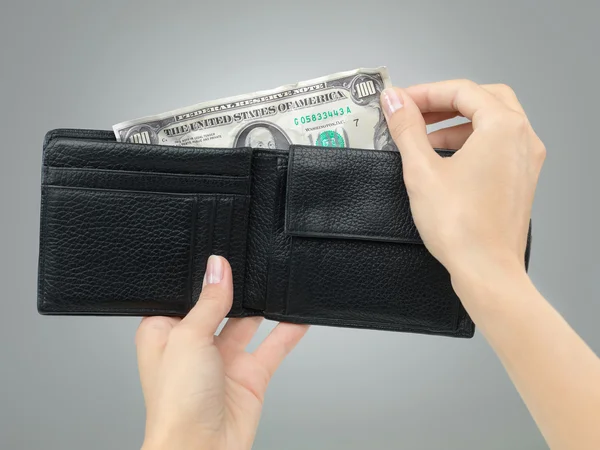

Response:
(453, 262), (600, 450)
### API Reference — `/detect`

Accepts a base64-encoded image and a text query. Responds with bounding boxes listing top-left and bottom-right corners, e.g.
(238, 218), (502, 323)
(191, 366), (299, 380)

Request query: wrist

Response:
(449, 254), (532, 317)
(142, 434), (217, 450)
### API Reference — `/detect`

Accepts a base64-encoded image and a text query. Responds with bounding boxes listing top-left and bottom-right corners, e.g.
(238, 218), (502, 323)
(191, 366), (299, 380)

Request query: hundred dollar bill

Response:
(113, 67), (395, 151)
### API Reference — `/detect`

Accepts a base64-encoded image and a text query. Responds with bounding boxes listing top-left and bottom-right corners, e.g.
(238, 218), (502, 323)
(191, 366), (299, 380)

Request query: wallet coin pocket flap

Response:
(284, 145), (424, 244)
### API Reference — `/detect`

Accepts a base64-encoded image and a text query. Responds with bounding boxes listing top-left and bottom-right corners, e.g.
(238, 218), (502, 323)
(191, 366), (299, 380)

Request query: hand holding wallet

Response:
(37, 128), (532, 338)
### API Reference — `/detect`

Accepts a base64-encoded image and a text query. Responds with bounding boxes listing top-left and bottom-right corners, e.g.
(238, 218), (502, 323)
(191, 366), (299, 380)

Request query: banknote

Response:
(113, 67), (395, 151)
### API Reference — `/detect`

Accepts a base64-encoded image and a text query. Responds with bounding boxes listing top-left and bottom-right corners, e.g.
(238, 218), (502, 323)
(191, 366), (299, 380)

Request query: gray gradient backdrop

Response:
(1, 1), (599, 449)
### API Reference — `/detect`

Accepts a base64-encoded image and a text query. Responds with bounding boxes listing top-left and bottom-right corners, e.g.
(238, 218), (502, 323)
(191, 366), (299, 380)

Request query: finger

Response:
(408, 82), (523, 114)
(405, 80), (505, 122)
(423, 111), (461, 125)
(428, 122), (474, 149)
(180, 255), (233, 340)
(215, 316), (264, 355)
(135, 316), (180, 395)
(380, 87), (440, 168)
(253, 322), (309, 378)
(481, 84), (525, 113)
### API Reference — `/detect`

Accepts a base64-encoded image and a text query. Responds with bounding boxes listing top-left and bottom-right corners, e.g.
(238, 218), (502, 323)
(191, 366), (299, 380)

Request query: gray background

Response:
(1, 0), (598, 449)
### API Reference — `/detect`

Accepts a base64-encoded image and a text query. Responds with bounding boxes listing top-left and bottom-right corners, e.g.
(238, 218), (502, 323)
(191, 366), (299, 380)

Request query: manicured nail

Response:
(381, 88), (403, 116)
(203, 255), (223, 285)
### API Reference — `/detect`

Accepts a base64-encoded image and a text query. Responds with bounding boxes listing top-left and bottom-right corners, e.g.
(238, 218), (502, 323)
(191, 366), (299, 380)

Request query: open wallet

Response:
(37, 128), (532, 338)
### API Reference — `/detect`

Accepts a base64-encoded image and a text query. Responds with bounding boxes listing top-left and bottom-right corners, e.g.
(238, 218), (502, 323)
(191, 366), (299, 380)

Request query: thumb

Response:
(380, 87), (438, 168)
(180, 255), (233, 339)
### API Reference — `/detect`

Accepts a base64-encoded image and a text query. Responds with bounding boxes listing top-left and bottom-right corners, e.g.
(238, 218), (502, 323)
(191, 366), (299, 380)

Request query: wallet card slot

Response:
(43, 128), (116, 148)
(189, 195), (251, 316)
(190, 196), (217, 308)
(212, 196), (234, 258)
(44, 138), (253, 177)
(263, 157), (292, 315)
(44, 166), (249, 195)
(38, 186), (199, 315)
(240, 154), (283, 313)
(39, 185), (252, 317)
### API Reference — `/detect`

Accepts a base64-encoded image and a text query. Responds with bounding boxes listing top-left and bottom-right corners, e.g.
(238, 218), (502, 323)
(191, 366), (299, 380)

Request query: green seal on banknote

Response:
(315, 130), (345, 148)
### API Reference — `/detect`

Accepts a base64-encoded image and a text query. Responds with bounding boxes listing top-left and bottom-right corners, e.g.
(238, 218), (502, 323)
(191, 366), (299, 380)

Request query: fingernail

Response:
(381, 88), (403, 116)
(203, 255), (223, 286)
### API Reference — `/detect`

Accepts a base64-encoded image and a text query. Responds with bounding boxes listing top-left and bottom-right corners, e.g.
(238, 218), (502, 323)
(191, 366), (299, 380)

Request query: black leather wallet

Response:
(37, 128), (532, 338)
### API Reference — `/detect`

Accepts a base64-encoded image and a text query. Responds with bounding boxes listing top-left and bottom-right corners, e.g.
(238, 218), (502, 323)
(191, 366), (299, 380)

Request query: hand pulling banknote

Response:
(113, 67), (395, 151)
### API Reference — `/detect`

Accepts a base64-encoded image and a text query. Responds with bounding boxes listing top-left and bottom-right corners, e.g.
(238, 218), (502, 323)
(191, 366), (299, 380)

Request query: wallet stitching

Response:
(38, 162), (50, 303)
(187, 197), (199, 311)
(47, 138), (253, 177)
(41, 307), (190, 315)
(42, 185), (249, 198)
(272, 312), (461, 334)
(233, 195), (252, 313)
(283, 148), (296, 235)
(207, 196), (217, 261)
(44, 168), (250, 197)
(225, 197), (234, 258)
(265, 157), (289, 312)
(253, 150), (289, 159)
(38, 186), (49, 308)
(264, 313), (469, 336)
(45, 166), (250, 181)
(291, 145), (456, 158)
(224, 196), (240, 313)
(285, 230), (424, 245)
(44, 129), (115, 148)
(284, 234), (296, 317)
(263, 158), (279, 314)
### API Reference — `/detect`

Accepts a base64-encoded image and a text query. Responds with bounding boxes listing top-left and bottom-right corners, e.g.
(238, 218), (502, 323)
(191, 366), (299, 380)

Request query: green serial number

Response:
(294, 107), (352, 125)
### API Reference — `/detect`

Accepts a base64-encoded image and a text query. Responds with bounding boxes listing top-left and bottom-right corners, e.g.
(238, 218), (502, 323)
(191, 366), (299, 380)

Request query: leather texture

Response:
(36, 128), (534, 338)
